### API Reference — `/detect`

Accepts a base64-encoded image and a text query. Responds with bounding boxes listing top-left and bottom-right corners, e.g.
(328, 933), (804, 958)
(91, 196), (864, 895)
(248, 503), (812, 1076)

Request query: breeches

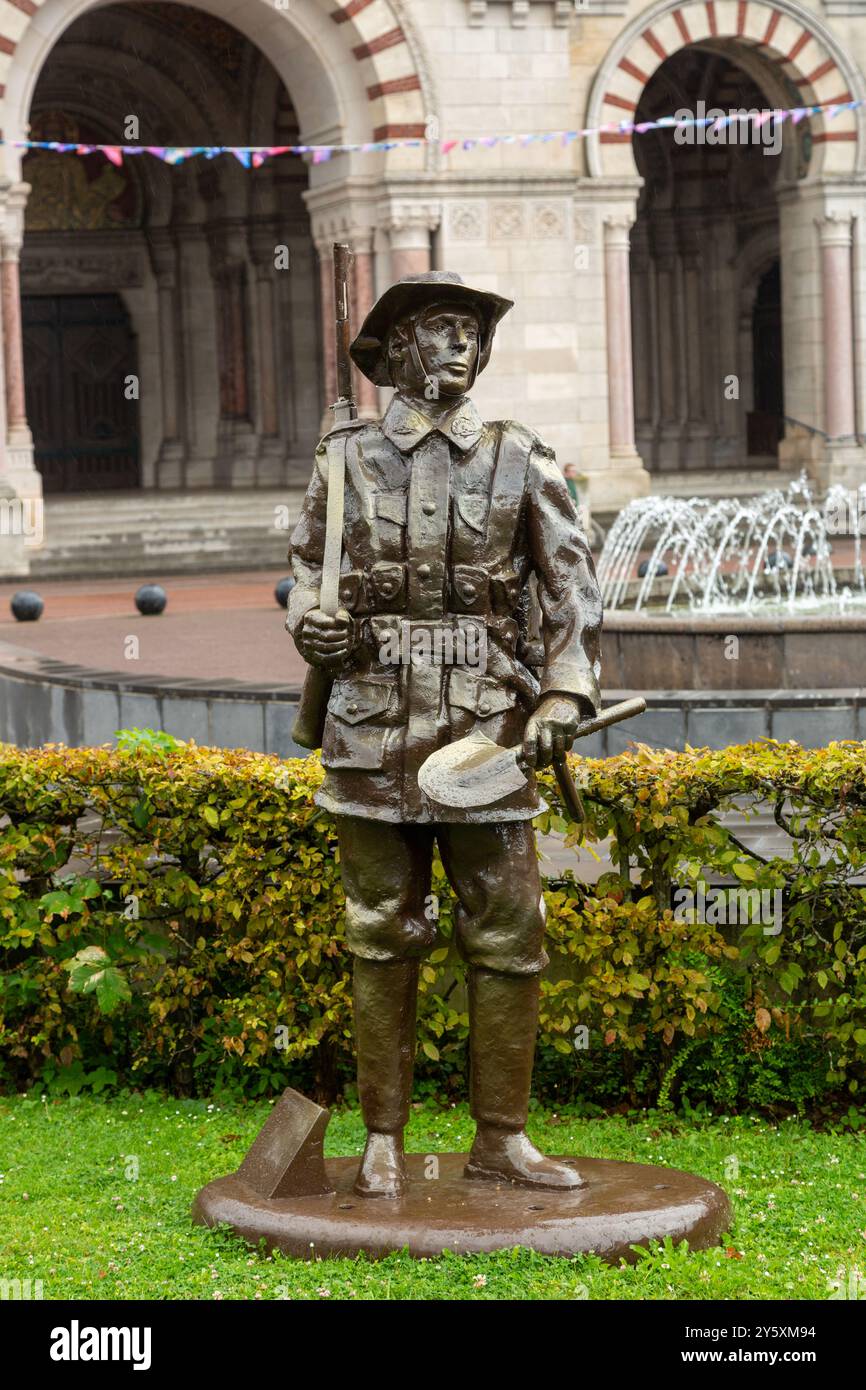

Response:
(336, 815), (548, 977)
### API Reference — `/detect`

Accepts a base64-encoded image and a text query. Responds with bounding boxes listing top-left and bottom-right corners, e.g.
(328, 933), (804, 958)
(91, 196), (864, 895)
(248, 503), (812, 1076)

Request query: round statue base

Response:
(193, 1153), (732, 1262)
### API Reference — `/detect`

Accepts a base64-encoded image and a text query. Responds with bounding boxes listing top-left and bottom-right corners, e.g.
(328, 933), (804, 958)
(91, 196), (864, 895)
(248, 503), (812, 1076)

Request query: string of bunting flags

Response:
(5, 98), (861, 166)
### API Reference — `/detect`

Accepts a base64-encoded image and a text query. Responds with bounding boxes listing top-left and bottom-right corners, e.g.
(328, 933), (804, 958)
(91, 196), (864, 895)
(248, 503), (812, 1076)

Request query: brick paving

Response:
(0, 570), (306, 684)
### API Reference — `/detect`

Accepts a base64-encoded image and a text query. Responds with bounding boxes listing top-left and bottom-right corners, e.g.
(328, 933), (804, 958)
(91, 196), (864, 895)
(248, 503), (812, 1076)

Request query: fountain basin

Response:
(603, 609), (866, 692)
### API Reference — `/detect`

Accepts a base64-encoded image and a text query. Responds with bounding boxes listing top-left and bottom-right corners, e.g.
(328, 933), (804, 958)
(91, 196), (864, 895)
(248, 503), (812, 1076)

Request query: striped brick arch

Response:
(0, 0), (431, 164)
(330, 0), (429, 143)
(587, 0), (866, 177)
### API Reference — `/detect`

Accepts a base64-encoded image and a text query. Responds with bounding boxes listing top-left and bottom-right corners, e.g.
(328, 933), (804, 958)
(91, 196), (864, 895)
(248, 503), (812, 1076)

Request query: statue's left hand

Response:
(522, 694), (592, 769)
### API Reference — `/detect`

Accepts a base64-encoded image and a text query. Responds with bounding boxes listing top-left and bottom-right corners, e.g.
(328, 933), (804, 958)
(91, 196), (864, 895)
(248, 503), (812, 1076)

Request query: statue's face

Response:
(391, 302), (481, 397)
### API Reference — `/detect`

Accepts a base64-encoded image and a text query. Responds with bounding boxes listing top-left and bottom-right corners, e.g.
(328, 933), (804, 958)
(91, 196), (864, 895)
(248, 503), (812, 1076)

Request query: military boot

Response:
(465, 967), (586, 1189)
(353, 958), (419, 1198)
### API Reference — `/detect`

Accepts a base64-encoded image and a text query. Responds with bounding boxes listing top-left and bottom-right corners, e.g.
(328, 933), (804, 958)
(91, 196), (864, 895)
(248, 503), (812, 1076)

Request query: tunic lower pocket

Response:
(322, 677), (396, 770)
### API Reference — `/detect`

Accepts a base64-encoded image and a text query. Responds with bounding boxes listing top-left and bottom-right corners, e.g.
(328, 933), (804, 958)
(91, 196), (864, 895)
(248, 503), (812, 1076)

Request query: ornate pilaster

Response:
(678, 223), (712, 468)
(629, 219), (656, 468)
(148, 229), (186, 486)
(708, 219), (741, 467)
(0, 180), (41, 511)
(249, 221), (285, 484)
(650, 215), (682, 469)
(206, 219), (257, 486)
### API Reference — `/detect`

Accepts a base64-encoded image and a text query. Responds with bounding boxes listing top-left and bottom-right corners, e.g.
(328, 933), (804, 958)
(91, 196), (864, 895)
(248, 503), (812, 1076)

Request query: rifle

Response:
(291, 244), (357, 749)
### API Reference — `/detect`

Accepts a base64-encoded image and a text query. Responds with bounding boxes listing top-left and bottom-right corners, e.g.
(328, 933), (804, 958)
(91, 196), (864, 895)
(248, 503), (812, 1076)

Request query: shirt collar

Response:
(381, 394), (485, 454)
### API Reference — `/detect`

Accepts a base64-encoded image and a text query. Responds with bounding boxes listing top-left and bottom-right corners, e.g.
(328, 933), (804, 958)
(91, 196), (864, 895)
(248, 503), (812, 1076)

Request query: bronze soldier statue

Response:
(287, 270), (603, 1199)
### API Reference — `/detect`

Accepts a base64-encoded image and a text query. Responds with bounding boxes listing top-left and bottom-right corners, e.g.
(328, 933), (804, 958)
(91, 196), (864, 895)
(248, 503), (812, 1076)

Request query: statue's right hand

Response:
(294, 608), (355, 669)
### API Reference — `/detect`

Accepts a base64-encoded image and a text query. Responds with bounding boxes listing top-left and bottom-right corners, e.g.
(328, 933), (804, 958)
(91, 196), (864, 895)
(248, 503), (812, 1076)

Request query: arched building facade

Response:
(1, 0), (865, 566)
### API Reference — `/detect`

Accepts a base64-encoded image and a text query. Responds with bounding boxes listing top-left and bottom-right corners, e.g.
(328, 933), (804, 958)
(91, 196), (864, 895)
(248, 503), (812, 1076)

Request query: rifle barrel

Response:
(333, 243), (355, 415)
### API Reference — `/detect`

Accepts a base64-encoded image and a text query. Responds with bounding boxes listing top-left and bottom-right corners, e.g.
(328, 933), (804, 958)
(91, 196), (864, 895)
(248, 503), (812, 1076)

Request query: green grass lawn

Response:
(1, 1093), (864, 1301)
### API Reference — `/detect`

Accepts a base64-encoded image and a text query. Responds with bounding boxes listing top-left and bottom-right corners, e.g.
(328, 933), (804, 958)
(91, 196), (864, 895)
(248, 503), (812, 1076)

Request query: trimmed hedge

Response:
(1, 736), (865, 1114)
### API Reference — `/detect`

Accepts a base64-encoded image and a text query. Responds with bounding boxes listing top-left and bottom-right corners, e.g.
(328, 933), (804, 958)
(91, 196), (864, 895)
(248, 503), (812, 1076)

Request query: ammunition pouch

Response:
(491, 569), (521, 614)
(338, 563), (408, 615)
(338, 563), (524, 622)
(449, 565), (488, 614)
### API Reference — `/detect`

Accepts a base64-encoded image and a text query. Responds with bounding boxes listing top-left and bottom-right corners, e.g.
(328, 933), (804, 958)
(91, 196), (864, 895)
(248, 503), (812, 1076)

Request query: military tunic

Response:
(287, 392), (603, 826)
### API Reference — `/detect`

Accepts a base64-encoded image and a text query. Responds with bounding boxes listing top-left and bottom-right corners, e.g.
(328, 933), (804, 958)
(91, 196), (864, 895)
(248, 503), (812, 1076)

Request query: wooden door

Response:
(22, 293), (140, 492)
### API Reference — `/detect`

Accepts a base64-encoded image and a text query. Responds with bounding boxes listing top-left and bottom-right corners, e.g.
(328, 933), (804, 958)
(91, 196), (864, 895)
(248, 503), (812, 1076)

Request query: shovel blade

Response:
(418, 731), (528, 809)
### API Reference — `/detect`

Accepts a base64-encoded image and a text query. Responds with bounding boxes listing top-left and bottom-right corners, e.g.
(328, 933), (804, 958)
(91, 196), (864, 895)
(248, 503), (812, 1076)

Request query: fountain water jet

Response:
(597, 475), (863, 616)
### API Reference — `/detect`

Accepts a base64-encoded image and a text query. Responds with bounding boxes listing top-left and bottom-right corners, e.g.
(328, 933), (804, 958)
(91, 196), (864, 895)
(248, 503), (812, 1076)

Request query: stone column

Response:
(712, 220), (742, 467)
(148, 230), (186, 486)
(249, 222), (285, 484)
(603, 214), (638, 457)
(0, 188), (8, 481)
(572, 183), (650, 519)
(738, 304), (755, 453)
(255, 262), (279, 440)
(379, 201), (441, 283)
(0, 181), (41, 513)
(350, 229), (379, 417)
(220, 268), (249, 419)
(316, 240), (337, 415)
(629, 220), (656, 469)
(650, 216), (681, 470)
(206, 220), (257, 486)
(818, 213), (856, 440)
(678, 223), (711, 469)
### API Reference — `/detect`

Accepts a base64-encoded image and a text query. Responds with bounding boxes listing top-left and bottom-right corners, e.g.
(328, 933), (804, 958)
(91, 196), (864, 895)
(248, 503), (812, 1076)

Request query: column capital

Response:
(602, 212), (633, 252)
(816, 211), (854, 248)
(146, 229), (179, 288)
(377, 198), (441, 251)
(314, 227), (374, 257)
(347, 226), (375, 256)
(0, 181), (31, 259)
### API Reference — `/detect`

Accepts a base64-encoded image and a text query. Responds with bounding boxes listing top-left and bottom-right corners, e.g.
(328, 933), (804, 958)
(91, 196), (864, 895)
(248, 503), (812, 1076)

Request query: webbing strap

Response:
(320, 434), (347, 616)
(486, 424), (530, 555)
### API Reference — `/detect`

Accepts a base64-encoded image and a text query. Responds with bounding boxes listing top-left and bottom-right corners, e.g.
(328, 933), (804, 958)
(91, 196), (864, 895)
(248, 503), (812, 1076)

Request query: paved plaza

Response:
(0, 571), (306, 686)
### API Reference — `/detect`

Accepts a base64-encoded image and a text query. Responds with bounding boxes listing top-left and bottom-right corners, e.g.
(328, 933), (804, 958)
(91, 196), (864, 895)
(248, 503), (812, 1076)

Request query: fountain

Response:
(597, 474), (866, 616)
(590, 477), (866, 753)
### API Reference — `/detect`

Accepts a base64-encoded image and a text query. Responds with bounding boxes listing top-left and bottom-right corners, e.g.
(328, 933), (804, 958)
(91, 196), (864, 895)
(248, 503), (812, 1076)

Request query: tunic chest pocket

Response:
(375, 492), (408, 527)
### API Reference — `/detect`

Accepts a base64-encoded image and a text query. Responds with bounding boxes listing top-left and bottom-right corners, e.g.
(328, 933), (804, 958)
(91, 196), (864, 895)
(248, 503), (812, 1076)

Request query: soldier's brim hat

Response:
(349, 271), (514, 388)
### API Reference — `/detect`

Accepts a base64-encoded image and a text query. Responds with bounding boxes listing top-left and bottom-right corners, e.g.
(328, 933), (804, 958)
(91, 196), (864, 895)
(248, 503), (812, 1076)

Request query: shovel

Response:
(417, 696), (647, 816)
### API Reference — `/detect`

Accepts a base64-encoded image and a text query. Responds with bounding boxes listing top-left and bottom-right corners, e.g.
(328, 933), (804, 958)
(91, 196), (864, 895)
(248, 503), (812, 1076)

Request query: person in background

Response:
(563, 462), (585, 507)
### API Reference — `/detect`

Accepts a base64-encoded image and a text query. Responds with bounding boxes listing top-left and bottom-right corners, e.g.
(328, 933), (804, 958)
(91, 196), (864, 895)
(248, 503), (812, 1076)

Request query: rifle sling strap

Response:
(320, 434), (348, 617)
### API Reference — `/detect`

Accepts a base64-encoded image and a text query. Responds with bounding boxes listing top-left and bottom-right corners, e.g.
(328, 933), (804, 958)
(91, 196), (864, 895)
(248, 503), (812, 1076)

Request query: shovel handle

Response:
(553, 755), (586, 822)
(574, 695), (647, 741)
(551, 696), (647, 822)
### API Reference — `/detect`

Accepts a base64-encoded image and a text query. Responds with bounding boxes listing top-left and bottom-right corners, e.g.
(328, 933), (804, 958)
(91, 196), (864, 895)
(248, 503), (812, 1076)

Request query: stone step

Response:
(20, 489), (308, 580)
(29, 548), (294, 580)
(647, 468), (808, 500)
(42, 489), (304, 524)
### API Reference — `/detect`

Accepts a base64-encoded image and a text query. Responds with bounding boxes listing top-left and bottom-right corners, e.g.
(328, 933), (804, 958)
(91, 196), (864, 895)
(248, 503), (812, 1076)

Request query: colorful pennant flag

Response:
(6, 99), (859, 168)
